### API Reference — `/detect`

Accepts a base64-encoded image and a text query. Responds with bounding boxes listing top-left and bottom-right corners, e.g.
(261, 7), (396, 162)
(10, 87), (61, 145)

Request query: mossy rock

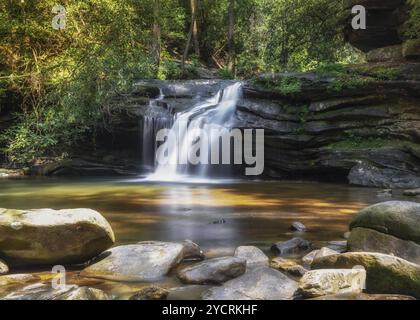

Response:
(349, 201), (420, 243)
(312, 252), (420, 298)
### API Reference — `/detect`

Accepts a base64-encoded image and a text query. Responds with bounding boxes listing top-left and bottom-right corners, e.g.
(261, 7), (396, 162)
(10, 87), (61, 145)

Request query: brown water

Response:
(0, 177), (416, 299)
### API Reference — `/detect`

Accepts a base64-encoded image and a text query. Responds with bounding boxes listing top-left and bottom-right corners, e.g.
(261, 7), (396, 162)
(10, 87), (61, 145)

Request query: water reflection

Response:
(0, 178), (418, 253)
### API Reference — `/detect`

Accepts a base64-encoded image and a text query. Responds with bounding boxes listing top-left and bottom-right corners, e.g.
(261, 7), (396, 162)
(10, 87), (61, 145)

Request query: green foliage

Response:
(405, 0), (420, 40)
(217, 67), (235, 80)
(252, 76), (302, 96)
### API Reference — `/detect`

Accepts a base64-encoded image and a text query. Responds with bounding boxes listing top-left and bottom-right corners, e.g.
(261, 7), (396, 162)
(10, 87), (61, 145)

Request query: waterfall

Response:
(141, 89), (173, 168)
(146, 82), (243, 182)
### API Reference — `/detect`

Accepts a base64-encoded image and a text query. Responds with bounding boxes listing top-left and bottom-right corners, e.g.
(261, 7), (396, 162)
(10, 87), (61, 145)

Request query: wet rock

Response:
(212, 218), (226, 224)
(327, 241), (347, 253)
(1, 283), (109, 300)
(348, 227), (420, 264)
(271, 237), (311, 256)
(129, 286), (169, 300)
(203, 267), (298, 300)
(343, 232), (351, 240)
(234, 246), (269, 269)
(168, 285), (212, 300)
(0, 208), (115, 266)
(270, 257), (308, 277)
(182, 240), (205, 261)
(302, 250), (319, 265)
(350, 201), (420, 243)
(177, 257), (246, 285)
(314, 247), (340, 261)
(290, 222), (307, 232)
(312, 252), (420, 299)
(403, 188), (420, 197)
(377, 189), (393, 198)
(297, 268), (366, 299)
(0, 260), (8, 275)
(81, 242), (184, 282)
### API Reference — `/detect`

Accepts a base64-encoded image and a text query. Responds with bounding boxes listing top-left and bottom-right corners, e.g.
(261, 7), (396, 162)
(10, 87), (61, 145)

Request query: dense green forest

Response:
(0, 0), (419, 164)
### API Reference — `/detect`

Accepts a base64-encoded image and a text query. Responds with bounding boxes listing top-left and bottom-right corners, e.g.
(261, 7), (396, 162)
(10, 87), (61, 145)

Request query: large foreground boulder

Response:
(177, 257), (246, 284)
(80, 242), (184, 282)
(0, 208), (115, 266)
(312, 252), (420, 299)
(202, 267), (298, 300)
(348, 201), (420, 263)
(297, 269), (366, 298)
(0, 283), (109, 300)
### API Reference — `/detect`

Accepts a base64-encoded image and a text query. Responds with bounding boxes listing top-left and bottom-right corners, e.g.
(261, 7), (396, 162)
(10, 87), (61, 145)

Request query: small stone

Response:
(0, 260), (9, 275)
(271, 237), (311, 256)
(290, 222), (307, 232)
(270, 257), (308, 277)
(177, 257), (246, 285)
(129, 286), (169, 300)
(327, 240), (347, 253)
(403, 188), (420, 197)
(297, 269), (366, 299)
(377, 189), (392, 197)
(212, 218), (226, 224)
(234, 246), (269, 269)
(182, 240), (205, 261)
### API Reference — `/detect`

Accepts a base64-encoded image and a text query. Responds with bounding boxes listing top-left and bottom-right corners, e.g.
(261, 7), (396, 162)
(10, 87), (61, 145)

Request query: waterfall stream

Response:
(145, 82), (243, 182)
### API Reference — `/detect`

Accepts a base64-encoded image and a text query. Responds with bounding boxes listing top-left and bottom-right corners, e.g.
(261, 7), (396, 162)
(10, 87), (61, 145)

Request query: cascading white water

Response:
(146, 82), (243, 182)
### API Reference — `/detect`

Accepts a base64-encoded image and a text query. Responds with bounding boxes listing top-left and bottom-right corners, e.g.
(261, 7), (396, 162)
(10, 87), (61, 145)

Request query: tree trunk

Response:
(182, 0), (199, 71)
(152, 0), (161, 67)
(192, 0), (200, 56)
(227, 0), (235, 73)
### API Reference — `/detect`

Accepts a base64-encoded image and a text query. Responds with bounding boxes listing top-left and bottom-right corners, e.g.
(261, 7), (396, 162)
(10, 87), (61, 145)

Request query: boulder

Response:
(327, 241), (347, 253)
(271, 237), (311, 256)
(129, 286), (169, 300)
(182, 240), (205, 261)
(0, 260), (8, 275)
(297, 269), (366, 298)
(349, 201), (420, 243)
(234, 246), (269, 269)
(80, 242), (184, 282)
(290, 222), (307, 232)
(202, 267), (298, 300)
(403, 188), (420, 197)
(0, 274), (40, 287)
(348, 227), (420, 264)
(0, 283), (109, 300)
(0, 208), (115, 266)
(177, 257), (246, 285)
(314, 247), (340, 261)
(270, 257), (308, 277)
(312, 252), (420, 298)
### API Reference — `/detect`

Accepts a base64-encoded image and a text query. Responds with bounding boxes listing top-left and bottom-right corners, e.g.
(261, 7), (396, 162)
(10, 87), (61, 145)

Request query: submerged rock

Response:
(290, 222), (307, 232)
(1, 283), (109, 300)
(0, 208), (115, 266)
(203, 267), (298, 300)
(234, 246), (269, 269)
(271, 237), (311, 256)
(327, 241), (347, 253)
(0, 260), (8, 275)
(129, 286), (169, 300)
(348, 227), (420, 264)
(177, 257), (246, 285)
(270, 257), (308, 277)
(297, 269), (366, 299)
(312, 252), (420, 299)
(182, 240), (205, 261)
(81, 242), (184, 282)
